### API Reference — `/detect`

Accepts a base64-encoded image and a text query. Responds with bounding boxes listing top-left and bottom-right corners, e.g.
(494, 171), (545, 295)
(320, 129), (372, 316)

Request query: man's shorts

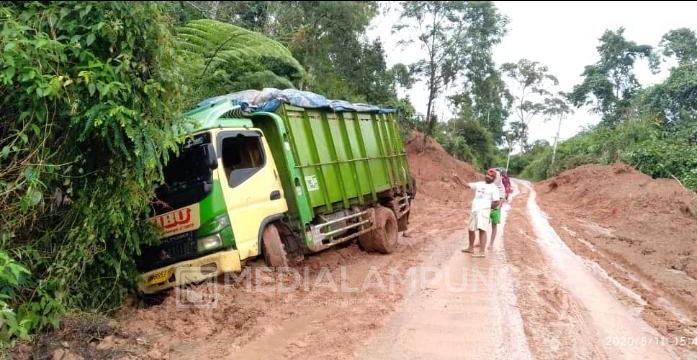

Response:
(469, 209), (491, 231)
(490, 208), (501, 225)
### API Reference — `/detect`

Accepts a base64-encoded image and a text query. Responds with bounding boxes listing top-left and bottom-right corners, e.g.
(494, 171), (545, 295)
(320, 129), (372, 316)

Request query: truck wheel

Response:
(359, 206), (398, 254)
(262, 224), (288, 267)
(137, 290), (169, 307)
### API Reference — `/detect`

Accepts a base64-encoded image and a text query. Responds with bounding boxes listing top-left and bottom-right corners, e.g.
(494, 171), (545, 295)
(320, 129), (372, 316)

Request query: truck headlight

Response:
(198, 213), (231, 236)
(197, 233), (222, 253)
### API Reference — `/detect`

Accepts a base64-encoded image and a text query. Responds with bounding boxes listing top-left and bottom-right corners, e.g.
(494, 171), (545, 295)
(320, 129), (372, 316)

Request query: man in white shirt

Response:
(462, 168), (500, 258)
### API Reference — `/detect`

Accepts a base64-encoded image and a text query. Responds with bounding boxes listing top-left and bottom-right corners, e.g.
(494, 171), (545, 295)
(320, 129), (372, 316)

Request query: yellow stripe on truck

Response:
(137, 249), (241, 294)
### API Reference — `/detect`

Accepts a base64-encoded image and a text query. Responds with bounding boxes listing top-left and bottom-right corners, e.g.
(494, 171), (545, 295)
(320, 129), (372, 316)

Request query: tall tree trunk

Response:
(421, 57), (438, 153)
(422, 91), (435, 152)
(207, 1), (220, 20)
(550, 113), (563, 176)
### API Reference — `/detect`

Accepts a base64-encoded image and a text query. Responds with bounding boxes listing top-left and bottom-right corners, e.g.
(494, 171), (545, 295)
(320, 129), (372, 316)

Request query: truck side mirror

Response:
(205, 143), (218, 169)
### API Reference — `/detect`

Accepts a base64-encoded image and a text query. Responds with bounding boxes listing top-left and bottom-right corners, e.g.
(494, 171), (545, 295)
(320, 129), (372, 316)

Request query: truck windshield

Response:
(153, 132), (213, 212)
(162, 145), (210, 186)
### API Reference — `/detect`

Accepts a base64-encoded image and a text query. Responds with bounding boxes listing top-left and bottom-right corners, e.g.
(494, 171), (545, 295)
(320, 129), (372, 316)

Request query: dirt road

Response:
(510, 181), (684, 360)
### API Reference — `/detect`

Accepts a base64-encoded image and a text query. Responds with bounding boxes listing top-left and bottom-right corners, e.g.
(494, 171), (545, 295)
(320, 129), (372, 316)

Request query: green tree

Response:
(649, 28), (697, 124)
(270, 1), (380, 100)
(451, 70), (512, 144)
(331, 39), (412, 104)
(501, 59), (559, 151)
(436, 117), (496, 169)
(660, 28), (697, 66)
(175, 19), (305, 102)
(173, 1), (401, 105)
(542, 94), (574, 174)
(568, 28), (658, 127)
(1, 1), (189, 340)
(395, 1), (507, 151)
(459, 2), (510, 143)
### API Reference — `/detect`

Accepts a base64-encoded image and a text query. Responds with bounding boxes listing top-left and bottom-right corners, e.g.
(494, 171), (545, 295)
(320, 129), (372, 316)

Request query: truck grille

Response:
(136, 231), (198, 272)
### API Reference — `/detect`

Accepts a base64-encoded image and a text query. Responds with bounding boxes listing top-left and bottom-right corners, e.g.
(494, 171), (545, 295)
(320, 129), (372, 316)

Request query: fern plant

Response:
(175, 19), (305, 102)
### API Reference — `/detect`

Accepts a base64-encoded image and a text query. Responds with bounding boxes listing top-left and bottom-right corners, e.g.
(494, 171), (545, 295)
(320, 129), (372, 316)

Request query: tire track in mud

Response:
(505, 182), (608, 359)
(508, 180), (682, 360)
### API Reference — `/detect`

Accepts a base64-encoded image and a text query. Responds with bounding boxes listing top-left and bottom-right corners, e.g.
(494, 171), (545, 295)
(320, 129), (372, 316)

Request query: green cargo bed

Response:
(276, 104), (409, 215)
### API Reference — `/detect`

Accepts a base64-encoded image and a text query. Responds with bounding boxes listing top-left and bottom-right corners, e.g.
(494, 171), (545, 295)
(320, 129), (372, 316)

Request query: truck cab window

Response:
(221, 134), (265, 187)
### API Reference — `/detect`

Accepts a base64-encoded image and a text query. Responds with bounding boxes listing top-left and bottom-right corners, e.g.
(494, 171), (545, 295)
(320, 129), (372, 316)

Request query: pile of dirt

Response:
(537, 163), (697, 337)
(404, 130), (481, 204)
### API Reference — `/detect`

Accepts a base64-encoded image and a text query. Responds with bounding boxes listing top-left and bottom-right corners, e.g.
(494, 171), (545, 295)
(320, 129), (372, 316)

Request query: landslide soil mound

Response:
(537, 163), (697, 340)
(404, 130), (481, 203)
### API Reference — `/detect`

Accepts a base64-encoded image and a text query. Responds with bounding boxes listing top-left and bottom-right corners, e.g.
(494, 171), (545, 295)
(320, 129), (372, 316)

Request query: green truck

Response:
(136, 92), (414, 294)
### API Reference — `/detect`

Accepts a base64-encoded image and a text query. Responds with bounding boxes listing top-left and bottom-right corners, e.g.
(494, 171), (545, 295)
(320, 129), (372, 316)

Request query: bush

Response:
(517, 113), (697, 192)
(434, 119), (497, 170)
(520, 150), (552, 180)
(1, 1), (190, 343)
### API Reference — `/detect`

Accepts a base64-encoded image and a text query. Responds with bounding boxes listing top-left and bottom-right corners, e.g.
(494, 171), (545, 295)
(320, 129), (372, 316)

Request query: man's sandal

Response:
(472, 250), (486, 258)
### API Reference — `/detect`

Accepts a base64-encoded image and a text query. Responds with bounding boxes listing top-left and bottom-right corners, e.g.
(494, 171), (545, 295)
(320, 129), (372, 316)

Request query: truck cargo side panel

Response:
(280, 105), (408, 216)
(358, 114), (392, 193)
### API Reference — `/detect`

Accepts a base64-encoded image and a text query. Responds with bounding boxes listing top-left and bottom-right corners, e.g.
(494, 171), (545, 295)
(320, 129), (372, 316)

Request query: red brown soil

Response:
(403, 130), (482, 204)
(536, 163), (697, 350)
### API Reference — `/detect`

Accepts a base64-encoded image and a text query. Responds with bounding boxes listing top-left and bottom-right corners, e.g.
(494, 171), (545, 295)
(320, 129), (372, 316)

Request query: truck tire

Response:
(262, 224), (288, 267)
(137, 290), (170, 306)
(359, 206), (398, 254)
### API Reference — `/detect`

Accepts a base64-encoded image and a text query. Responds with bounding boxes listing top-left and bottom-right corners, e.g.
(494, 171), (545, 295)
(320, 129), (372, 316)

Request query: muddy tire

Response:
(262, 224), (288, 267)
(358, 206), (399, 254)
(137, 290), (169, 307)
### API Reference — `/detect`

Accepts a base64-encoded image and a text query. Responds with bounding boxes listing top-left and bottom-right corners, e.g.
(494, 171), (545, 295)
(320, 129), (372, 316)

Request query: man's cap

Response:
(486, 168), (497, 177)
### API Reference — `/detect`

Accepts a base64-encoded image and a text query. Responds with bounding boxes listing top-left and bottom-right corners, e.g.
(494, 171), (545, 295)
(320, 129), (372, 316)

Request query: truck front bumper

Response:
(137, 249), (242, 294)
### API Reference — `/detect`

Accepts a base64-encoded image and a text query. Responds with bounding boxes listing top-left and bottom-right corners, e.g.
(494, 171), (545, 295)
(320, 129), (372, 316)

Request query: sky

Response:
(366, 1), (697, 146)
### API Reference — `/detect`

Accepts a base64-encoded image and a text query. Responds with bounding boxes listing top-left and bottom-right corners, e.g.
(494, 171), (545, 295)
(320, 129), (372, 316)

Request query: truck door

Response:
(217, 130), (287, 260)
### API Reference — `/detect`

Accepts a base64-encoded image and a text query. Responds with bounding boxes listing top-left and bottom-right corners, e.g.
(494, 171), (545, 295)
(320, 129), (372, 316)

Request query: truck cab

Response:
(137, 105), (288, 294)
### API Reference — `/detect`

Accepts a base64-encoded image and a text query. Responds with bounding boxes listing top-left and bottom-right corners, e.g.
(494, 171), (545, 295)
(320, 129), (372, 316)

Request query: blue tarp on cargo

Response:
(196, 88), (396, 114)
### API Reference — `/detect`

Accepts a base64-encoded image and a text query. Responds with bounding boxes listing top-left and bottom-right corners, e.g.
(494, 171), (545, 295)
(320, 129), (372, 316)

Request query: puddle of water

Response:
(520, 180), (680, 360)
(561, 226), (578, 238)
(582, 258), (648, 308)
(656, 297), (696, 325)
